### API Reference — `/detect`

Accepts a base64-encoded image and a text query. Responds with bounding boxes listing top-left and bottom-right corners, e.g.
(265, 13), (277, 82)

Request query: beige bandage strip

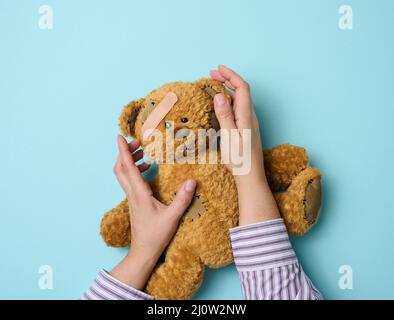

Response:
(141, 92), (178, 138)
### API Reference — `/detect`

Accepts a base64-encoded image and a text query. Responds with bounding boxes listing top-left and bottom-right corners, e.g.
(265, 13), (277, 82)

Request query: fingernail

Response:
(214, 94), (226, 107)
(184, 179), (196, 192)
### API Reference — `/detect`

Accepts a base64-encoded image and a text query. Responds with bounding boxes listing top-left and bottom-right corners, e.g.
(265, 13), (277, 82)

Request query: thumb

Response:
(169, 179), (197, 218)
(214, 93), (237, 130)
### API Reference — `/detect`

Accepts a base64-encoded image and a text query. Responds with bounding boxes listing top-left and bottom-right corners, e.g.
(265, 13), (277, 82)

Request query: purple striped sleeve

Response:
(81, 270), (154, 300)
(230, 218), (323, 300)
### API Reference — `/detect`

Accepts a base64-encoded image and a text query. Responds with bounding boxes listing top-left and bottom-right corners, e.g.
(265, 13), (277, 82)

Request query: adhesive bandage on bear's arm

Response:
(142, 92), (178, 139)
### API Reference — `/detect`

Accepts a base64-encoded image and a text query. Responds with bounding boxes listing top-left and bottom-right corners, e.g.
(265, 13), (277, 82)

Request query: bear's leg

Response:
(264, 144), (309, 190)
(100, 199), (131, 247)
(145, 245), (204, 300)
(274, 167), (321, 235)
(195, 222), (235, 269)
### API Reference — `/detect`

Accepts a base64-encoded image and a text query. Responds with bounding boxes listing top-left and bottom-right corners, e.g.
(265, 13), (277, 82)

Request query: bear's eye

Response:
(181, 117), (188, 123)
(165, 122), (172, 129)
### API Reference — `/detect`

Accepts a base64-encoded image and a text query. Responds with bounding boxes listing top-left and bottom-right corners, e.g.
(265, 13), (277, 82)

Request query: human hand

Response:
(210, 65), (280, 225)
(111, 135), (196, 289)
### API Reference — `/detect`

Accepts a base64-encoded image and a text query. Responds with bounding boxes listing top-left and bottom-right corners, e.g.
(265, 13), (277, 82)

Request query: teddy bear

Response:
(99, 78), (322, 299)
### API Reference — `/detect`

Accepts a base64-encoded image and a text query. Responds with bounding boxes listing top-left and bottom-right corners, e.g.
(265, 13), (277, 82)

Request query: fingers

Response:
(210, 69), (236, 91)
(213, 93), (237, 131)
(116, 135), (151, 196)
(138, 161), (151, 172)
(169, 179), (197, 218)
(217, 65), (251, 95)
(117, 135), (140, 174)
(132, 149), (144, 163)
(129, 139), (141, 153)
(113, 155), (129, 187)
(128, 139), (151, 172)
(210, 65), (253, 129)
(210, 69), (226, 82)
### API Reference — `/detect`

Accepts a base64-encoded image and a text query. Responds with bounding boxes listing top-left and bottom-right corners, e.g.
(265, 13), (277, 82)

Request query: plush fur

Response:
(100, 78), (322, 299)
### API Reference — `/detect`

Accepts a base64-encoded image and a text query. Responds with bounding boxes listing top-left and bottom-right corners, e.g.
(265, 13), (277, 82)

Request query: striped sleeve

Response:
(81, 270), (154, 300)
(230, 218), (323, 300)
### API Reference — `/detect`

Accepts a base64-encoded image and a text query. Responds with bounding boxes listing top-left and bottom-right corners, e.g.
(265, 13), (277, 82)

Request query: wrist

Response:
(125, 250), (157, 270)
(110, 250), (158, 290)
(234, 171), (268, 192)
(235, 174), (281, 226)
(130, 243), (163, 265)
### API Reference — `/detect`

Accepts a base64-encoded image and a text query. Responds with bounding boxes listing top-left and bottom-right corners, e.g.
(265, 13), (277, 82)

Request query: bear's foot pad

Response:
(304, 177), (321, 225)
(184, 194), (206, 221)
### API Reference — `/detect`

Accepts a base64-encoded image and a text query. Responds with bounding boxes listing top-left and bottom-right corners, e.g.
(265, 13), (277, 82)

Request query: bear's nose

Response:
(174, 127), (192, 138)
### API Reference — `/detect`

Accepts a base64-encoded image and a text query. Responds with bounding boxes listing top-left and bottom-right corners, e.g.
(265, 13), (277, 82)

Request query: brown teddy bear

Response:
(100, 78), (322, 299)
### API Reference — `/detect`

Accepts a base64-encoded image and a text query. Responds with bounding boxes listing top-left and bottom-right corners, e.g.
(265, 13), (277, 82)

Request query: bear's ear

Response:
(195, 78), (227, 98)
(119, 98), (145, 137)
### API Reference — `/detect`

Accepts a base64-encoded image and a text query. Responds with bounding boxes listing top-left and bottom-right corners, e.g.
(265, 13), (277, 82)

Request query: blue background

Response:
(1, 0), (393, 299)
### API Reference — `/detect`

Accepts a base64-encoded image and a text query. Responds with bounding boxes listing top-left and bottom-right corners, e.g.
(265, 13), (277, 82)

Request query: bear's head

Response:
(118, 79), (231, 163)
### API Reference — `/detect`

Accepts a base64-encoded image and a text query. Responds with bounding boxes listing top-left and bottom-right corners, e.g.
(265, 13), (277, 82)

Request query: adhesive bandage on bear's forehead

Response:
(141, 91), (178, 139)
